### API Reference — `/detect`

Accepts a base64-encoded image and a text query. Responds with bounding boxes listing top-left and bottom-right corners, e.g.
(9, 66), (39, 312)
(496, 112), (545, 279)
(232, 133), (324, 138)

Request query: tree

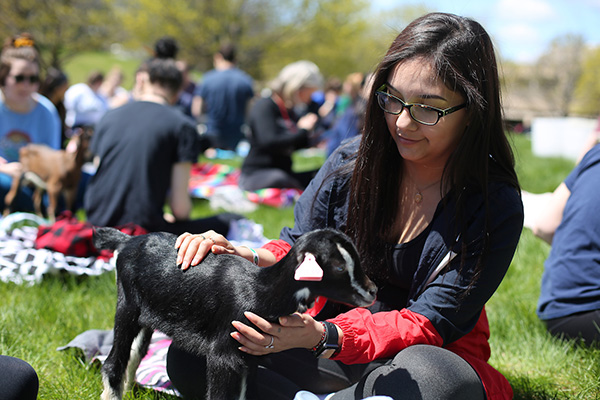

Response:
(0, 0), (119, 69)
(0, 0), (430, 86)
(112, 0), (427, 82)
(257, 0), (376, 79)
(572, 45), (600, 116)
(535, 34), (585, 116)
(111, 0), (289, 79)
(257, 1), (429, 81)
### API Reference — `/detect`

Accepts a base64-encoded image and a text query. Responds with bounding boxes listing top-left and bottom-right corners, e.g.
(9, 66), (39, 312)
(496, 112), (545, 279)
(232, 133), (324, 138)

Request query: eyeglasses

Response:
(375, 84), (466, 126)
(10, 74), (40, 84)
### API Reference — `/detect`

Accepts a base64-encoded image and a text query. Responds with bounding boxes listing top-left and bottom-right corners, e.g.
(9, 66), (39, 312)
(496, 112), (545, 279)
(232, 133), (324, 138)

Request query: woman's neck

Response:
(0, 90), (36, 113)
(392, 162), (445, 244)
(402, 161), (444, 190)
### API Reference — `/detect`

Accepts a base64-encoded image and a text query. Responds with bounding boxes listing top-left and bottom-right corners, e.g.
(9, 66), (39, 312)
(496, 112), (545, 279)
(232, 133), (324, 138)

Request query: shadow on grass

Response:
(508, 373), (568, 400)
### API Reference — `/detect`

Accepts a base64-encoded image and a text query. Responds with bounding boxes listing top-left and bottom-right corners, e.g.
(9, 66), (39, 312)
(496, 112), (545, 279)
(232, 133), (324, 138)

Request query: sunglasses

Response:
(10, 74), (40, 84)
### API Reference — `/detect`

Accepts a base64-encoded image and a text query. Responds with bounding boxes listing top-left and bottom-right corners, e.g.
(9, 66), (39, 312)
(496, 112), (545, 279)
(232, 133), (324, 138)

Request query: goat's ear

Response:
(294, 252), (323, 281)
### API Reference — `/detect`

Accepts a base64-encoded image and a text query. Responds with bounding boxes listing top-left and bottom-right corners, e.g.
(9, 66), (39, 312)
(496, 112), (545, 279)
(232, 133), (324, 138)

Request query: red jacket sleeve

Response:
(261, 239), (291, 262)
(328, 308), (443, 364)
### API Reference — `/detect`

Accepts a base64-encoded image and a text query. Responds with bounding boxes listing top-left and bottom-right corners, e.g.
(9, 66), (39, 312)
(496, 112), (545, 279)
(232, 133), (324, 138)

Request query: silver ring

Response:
(265, 335), (275, 349)
(200, 234), (206, 240)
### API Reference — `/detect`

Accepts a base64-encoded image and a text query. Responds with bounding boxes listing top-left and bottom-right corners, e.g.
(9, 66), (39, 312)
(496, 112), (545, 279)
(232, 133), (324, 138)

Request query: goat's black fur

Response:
(93, 227), (377, 400)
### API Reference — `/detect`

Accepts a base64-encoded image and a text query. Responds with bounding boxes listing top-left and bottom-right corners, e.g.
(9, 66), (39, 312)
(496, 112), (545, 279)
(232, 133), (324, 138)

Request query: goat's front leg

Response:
(45, 181), (61, 223)
(3, 174), (22, 215)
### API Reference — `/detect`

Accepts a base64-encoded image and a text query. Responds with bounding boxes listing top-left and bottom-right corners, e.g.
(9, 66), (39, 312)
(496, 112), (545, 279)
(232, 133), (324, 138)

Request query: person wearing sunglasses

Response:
(170, 13), (523, 400)
(0, 33), (61, 213)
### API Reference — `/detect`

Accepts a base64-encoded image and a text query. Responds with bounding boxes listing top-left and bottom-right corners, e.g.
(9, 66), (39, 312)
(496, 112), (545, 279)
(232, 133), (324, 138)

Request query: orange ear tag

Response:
(294, 253), (323, 281)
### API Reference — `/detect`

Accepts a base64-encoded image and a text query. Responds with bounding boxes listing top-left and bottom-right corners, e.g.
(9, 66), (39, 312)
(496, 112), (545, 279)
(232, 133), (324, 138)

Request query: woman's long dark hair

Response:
(345, 12), (520, 283)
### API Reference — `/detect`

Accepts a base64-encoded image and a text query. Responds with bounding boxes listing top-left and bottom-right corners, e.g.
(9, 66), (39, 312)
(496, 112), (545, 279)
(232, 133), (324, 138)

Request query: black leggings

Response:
(545, 309), (600, 345)
(0, 356), (39, 400)
(166, 344), (484, 400)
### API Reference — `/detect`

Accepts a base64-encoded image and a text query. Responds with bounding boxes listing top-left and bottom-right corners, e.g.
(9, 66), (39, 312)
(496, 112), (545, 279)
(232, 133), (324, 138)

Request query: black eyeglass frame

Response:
(9, 74), (40, 84)
(375, 84), (466, 126)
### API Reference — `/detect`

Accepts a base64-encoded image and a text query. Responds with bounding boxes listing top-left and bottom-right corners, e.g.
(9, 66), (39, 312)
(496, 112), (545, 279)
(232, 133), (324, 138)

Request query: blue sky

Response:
(371, 0), (600, 63)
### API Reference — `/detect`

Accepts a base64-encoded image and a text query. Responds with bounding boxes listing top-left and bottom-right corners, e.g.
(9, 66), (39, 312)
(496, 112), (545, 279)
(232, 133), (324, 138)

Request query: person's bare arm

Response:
(191, 96), (204, 120)
(168, 161), (193, 220)
(529, 183), (571, 245)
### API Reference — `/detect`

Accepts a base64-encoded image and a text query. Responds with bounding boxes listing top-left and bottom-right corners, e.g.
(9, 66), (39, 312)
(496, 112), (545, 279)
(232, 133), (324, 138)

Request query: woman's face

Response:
(383, 58), (469, 169)
(296, 86), (317, 105)
(2, 58), (40, 105)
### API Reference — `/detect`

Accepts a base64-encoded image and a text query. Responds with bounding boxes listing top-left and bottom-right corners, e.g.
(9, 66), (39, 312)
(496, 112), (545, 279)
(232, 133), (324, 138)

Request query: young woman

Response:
(170, 13), (523, 400)
(239, 60), (323, 191)
(0, 33), (61, 212)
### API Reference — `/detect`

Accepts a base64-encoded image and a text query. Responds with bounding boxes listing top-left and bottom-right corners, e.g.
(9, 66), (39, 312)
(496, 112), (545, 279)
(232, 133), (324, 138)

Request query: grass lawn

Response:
(62, 51), (143, 89)
(1, 135), (599, 399)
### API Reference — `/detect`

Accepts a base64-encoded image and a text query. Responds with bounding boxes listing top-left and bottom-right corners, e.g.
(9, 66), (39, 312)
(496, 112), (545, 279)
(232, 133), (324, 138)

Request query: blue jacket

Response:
(278, 135), (523, 346)
(267, 136), (523, 399)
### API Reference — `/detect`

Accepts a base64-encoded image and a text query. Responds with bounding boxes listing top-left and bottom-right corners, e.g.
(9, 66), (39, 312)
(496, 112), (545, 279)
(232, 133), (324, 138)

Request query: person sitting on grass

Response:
(169, 12), (524, 400)
(0, 33), (62, 214)
(526, 120), (600, 346)
(84, 57), (239, 236)
(238, 60), (323, 192)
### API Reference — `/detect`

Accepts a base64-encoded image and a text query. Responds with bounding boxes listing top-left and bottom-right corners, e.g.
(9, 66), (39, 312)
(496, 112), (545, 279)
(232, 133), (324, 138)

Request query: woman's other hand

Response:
(230, 311), (325, 356)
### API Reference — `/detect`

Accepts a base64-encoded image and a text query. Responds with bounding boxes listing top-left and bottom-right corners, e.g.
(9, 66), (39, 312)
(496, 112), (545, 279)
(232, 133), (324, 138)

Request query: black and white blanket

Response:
(0, 213), (114, 286)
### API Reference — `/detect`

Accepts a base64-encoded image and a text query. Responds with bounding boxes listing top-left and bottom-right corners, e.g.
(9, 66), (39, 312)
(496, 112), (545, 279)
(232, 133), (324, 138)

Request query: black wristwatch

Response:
(313, 321), (340, 358)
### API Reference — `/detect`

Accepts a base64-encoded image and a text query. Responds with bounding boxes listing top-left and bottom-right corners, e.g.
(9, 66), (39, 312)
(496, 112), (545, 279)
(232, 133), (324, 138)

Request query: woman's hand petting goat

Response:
(175, 230), (277, 270)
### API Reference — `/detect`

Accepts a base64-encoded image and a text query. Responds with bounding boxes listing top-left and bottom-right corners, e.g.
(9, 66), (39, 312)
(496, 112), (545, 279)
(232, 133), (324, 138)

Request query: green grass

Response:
(62, 51), (143, 89)
(2, 136), (600, 399)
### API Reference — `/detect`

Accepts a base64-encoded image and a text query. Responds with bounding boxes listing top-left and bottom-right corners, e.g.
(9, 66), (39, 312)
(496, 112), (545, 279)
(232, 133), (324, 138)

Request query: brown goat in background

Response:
(3, 127), (92, 222)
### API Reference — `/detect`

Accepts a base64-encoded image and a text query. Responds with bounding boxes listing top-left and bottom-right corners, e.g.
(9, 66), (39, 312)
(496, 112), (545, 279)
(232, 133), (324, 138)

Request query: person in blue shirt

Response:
(527, 124), (600, 345)
(191, 43), (254, 151)
(0, 33), (61, 212)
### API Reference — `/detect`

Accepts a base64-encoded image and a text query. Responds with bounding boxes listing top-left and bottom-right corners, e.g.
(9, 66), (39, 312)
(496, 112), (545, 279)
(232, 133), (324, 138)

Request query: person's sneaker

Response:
(294, 391), (394, 400)
(293, 391), (325, 400)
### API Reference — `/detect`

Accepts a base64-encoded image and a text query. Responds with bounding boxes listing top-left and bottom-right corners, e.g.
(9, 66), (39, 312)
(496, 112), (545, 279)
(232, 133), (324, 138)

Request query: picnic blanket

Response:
(58, 329), (181, 397)
(0, 212), (270, 286)
(189, 162), (303, 210)
(59, 329), (389, 400)
(59, 330), (338, 399)
(0, 213), (115, 285)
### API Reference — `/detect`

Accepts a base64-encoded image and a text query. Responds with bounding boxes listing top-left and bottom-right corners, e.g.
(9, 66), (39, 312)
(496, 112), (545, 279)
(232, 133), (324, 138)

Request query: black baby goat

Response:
(93, 227), (377, 400)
